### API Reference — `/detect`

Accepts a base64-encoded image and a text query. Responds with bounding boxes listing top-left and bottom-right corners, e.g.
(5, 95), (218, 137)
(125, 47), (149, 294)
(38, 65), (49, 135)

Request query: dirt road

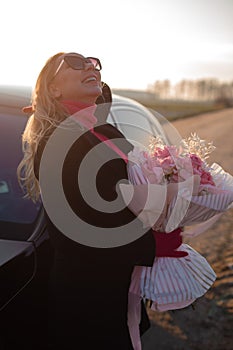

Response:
(142, 108), (233, 350)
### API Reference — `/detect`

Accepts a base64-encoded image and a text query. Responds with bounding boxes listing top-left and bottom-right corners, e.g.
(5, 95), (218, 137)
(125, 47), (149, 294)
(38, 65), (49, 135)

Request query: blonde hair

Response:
(17, 52), (69, 202)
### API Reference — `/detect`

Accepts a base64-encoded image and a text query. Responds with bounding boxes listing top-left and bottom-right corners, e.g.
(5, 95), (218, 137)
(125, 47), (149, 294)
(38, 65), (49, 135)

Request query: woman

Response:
(18, 52), (156, 349)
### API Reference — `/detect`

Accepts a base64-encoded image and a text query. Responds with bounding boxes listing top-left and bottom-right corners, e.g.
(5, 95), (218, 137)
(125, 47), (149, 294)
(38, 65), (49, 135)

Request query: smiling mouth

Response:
(83, 76), (97, 83)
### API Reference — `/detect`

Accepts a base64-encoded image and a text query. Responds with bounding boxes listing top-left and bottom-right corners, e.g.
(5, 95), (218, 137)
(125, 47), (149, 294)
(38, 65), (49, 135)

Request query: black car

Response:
(0, 85), (168, 349)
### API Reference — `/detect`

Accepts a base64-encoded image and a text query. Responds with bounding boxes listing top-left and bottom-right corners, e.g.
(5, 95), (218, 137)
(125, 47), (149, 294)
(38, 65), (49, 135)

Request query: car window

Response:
(108, 98), (168, 148)
(0, 112), (41, 240)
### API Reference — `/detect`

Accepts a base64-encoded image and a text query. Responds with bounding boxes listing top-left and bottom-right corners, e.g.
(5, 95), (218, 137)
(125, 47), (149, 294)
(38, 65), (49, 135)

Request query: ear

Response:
(48, 83), (62, 99)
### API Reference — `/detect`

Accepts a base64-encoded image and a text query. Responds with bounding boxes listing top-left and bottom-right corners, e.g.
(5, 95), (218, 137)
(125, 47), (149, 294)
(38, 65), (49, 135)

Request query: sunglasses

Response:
(53, 53), (102, 78)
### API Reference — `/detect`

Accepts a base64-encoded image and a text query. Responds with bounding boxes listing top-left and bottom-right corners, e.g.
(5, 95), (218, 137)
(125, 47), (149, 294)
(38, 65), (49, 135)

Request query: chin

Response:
(91, 85), (103, 98)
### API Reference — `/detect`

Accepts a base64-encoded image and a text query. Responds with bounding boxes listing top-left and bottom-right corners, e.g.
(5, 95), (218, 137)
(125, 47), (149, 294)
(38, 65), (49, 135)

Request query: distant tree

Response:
(215, 81), (233, 107)
(148, 78), (233, 102)
(151, 80), (163, 98)
(196, 80), (207, 100)
(150, 80), (171, 99)
(162, 79), (171, 99)
(175, 80), (188, 99)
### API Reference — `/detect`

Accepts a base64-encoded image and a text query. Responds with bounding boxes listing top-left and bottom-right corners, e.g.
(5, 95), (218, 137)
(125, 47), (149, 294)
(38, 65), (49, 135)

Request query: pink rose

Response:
(161, 157), (175, 175)
(154, 146), (178, 159)
(190, 154), (203, 170)
(166, 145), (179, 157)
(153, 147), (167, 158)
(152, 166), (164, 183)
(176, 156), (193, 173)
(200, 170), (215, 186)
(141, 164), (164, 184)
(145, 157), (160, 171)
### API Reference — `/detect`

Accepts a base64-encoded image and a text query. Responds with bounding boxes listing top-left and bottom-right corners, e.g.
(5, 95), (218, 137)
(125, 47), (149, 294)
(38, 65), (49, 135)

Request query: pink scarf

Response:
(62, 100), (128, 163)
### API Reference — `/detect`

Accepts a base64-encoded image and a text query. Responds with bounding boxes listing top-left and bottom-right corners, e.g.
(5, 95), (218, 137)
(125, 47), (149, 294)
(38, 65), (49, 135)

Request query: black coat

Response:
(35, 122), (155, 349)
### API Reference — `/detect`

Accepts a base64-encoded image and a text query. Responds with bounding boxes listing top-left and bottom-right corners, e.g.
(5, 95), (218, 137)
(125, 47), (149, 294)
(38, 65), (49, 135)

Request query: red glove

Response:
(153, 228), (188, 258)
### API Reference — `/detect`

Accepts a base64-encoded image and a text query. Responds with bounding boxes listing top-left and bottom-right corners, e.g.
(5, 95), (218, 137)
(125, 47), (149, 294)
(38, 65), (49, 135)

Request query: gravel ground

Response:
(142, 108), (233, 350)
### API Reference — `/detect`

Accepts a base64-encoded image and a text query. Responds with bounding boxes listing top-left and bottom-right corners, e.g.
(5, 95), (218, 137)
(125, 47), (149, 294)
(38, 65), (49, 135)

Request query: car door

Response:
(0, 96), (53, 348)
(0, 105), (42, 306)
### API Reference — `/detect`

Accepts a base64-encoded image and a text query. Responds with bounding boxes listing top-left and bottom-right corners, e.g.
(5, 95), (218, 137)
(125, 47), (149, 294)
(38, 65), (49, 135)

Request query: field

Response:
(113, 89), (225, 120)
(142, 108), (233, 350)
(146, 99), (223, 120)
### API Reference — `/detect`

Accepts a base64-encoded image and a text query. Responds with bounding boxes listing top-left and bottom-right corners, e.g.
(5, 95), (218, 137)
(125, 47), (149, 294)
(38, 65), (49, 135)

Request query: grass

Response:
(112, 89), (225, 121)
(144, 99), (224, 121)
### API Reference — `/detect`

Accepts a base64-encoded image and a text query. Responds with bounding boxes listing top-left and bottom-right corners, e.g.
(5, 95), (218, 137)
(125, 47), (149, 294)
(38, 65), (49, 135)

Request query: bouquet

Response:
(120, 133), (233, 315)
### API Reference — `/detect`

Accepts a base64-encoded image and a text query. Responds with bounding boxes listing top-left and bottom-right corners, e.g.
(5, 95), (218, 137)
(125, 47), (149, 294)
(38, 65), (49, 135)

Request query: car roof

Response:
(0, 85), (168, 143)
(0, 85), (32, 117)
(0, 84), (158, 114)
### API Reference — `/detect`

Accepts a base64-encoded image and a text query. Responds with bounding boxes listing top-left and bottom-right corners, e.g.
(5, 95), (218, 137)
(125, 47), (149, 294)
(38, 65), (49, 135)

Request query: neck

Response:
(62, 99), (94, 107)
(61, 100), (97, 129)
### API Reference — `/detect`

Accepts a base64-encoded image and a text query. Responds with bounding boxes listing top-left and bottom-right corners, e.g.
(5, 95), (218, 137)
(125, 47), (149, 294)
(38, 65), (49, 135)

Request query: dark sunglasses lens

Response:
(65, 55), (102, 71)
(65, 56), (84, 69)
(87, 57), (102, 71)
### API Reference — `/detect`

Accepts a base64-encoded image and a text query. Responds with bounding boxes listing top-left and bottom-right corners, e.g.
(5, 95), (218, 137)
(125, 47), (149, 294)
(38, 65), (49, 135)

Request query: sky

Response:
(1, 0), (233, 90)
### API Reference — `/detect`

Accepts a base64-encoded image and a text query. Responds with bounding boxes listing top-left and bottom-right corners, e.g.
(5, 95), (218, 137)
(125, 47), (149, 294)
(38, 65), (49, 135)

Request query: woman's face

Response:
(49, 53), (102, 104)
